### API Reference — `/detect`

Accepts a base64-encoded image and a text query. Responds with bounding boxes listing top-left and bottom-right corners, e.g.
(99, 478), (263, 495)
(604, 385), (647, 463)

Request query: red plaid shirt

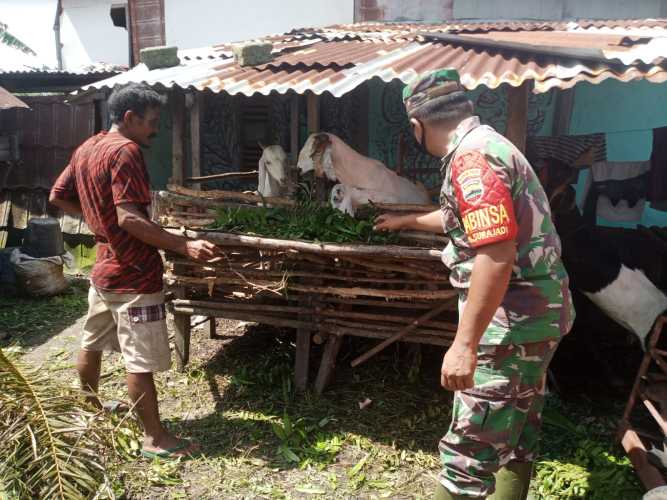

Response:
(51, 131), (163, 294)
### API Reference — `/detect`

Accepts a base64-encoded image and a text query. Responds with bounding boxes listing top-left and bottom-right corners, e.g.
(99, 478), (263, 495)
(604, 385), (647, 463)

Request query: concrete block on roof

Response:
(232, 42), (273, 67)
(141, 46), (180, 70)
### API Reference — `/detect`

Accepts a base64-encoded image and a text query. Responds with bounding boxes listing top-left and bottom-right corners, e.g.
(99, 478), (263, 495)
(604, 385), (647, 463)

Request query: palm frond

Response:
(0, 21), (36, 56)
(0, 349), (118, 499)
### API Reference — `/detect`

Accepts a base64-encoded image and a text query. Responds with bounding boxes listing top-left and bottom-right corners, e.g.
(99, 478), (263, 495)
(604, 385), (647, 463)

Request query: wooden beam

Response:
(171, 90), (185, 185)
(186, 92), (202, 189)
(505, 82), (529, 153)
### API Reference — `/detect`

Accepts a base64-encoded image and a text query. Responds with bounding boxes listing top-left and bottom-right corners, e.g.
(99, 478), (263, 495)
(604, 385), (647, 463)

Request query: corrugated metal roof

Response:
(79, 20), (667, 98)
(0, 86), (29, 110)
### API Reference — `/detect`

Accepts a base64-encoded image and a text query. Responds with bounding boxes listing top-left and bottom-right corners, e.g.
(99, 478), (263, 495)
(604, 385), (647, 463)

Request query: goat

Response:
(257, 143), (288, 198)
(297, 133), (430, 211)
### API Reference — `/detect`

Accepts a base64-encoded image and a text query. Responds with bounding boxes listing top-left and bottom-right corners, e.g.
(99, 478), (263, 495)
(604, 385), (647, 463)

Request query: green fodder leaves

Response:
(210, 203), (399, 245)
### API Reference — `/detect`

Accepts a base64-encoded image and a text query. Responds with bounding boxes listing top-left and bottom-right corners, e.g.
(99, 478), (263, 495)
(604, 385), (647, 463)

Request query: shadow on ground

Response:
(0, 281), (89, 351)
(173, 325), (451, 465)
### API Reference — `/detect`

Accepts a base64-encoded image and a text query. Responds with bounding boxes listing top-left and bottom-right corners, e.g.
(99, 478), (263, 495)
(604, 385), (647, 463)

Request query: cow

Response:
(537, 157), (667, 349)
(297, 133), (431, 211)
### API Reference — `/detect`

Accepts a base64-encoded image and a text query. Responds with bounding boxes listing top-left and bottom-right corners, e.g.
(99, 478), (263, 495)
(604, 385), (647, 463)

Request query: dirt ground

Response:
(1, 285), (644, 499)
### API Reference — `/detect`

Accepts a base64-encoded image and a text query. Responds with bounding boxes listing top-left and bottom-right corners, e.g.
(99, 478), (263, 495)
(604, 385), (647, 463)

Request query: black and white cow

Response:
(538, 158), (667, 349)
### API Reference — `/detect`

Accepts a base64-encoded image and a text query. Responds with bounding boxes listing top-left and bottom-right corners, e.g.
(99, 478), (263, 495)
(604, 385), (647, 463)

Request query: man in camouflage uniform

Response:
(375, 68), (575, 499)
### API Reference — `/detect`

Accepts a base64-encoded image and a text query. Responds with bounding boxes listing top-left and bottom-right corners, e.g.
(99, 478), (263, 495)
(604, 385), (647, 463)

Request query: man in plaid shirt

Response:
(50, 83), (222, 458)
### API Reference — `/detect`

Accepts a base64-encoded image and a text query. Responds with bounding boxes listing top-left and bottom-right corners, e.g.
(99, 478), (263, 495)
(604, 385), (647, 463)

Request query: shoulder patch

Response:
(451, 150), (518, 248)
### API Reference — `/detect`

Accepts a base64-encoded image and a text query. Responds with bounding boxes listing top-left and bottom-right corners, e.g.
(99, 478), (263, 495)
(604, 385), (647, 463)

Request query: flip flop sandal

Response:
(102, 400), (130, 414)
(140, 441), (198, 460)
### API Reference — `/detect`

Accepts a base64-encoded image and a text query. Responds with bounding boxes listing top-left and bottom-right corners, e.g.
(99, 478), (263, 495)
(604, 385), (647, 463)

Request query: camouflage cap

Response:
(402, 68), (465, 116)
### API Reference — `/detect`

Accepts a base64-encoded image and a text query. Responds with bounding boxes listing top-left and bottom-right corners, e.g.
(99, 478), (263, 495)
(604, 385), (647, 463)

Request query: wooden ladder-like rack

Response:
(619, 315), (667, 491)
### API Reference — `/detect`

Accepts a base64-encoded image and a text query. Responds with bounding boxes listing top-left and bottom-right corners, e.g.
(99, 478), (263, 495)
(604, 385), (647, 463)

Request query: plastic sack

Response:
(10, 249), (74, 297)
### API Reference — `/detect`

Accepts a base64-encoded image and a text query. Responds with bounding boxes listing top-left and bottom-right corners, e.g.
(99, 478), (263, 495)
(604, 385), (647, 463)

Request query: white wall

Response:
(165, 0), (354, 49)
(60, 0), (128, 70)
(0, 0), (59, 68)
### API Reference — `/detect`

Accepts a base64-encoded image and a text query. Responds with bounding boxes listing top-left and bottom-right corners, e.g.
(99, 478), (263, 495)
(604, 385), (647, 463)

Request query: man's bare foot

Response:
(141, 433), (200, 458)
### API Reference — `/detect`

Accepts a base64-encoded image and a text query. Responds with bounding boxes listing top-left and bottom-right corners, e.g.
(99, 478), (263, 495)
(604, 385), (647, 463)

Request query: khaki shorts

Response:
(81, 286), (171, 373)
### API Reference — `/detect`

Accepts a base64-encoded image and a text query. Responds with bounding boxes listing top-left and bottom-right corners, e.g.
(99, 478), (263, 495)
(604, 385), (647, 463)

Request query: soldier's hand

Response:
(441, 341), (477, 391)
(374, 213), (407, 232)
(184, 239), (225, 263)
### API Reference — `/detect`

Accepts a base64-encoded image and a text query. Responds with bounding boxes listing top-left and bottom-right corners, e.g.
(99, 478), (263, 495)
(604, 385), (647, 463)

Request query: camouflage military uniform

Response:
(436, 116), (575, 497)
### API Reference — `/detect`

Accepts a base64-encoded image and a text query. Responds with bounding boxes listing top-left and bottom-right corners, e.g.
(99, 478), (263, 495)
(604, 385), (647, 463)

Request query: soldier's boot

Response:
(487, 461), (533, 500)
(434, 484), (477, 500)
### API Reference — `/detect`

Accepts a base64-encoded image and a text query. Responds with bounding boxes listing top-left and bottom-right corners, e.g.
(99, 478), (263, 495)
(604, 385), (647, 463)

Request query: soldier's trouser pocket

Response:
(437, 340), (559, 498)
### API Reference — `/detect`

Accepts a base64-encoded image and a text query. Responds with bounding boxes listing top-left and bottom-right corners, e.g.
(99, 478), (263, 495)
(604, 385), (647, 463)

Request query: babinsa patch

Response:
(451, 150), (518, 248)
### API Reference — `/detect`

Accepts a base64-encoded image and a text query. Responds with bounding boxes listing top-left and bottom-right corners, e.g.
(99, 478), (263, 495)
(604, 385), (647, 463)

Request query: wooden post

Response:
(172, 287), (191, 371)
(209, 317), (218, 339)
(306, 91), (326, 201)
(171, 90), (185, 185)
(288, 93), (300, 197)
(186, 92), (202, 190)
(505, 82), (529, 153)
(307, 91), (320, 134)
(290, 93), (300, 164)
(314, 334), (343, 395)
(295, 322), (311, 391)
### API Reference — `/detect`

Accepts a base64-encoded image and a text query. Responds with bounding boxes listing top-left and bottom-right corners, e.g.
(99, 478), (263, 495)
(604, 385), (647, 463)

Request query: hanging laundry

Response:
(582, 161), (650, 224)
(527, 133), (606, 167)
(649, 126), (667, 211)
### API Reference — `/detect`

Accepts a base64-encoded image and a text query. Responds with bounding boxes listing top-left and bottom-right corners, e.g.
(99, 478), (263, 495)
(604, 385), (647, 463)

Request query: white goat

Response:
(298, 133), (430, 212)
(331, 184), (418, 216)
(257, 143), (288, 198)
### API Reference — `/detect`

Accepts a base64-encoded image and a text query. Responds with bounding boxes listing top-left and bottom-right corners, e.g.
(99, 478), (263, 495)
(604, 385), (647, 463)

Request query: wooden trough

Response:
(158, 188), (458, 393)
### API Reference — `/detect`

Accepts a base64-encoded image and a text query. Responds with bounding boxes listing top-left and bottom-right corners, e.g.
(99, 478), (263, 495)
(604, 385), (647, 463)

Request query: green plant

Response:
(0, 348), (118, 499)
(210, 202), (399, 245)
(271, 413), (342, 466)
(0, 22), (36, 55)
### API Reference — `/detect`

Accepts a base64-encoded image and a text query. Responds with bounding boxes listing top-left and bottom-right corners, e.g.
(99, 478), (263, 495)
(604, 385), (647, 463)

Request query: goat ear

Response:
(258, 141), (266, 150)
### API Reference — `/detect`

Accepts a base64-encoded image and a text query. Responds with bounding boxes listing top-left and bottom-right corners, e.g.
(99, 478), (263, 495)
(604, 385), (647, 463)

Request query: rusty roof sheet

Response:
(79, 20), (667, 98)
(0, 86), (29, 110)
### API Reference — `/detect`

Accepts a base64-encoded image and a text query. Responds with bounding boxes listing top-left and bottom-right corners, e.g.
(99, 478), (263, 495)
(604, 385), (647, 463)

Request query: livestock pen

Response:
(157, 185), (458, 394)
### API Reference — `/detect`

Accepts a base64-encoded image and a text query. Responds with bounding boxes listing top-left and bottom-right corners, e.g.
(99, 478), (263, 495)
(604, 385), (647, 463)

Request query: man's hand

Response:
(374, 213), (408, 232)
(441, 340), (477, 391)
(184, 240), (224, 263)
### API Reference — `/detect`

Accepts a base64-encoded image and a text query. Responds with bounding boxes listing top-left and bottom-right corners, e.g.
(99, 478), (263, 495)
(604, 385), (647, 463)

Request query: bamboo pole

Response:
(166, 228), (444, 261)
(186, 171), (259, 183)
(171, 305), (313, 330)
(319, 324), (451, 347)
(321, 318), (452, 338)
(168, 275), (458, 300)
(168, 259), (452, 286)
(170, 299), (457, 330)
(350, 301), (455, 367)
(167, 184), (297, 207)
